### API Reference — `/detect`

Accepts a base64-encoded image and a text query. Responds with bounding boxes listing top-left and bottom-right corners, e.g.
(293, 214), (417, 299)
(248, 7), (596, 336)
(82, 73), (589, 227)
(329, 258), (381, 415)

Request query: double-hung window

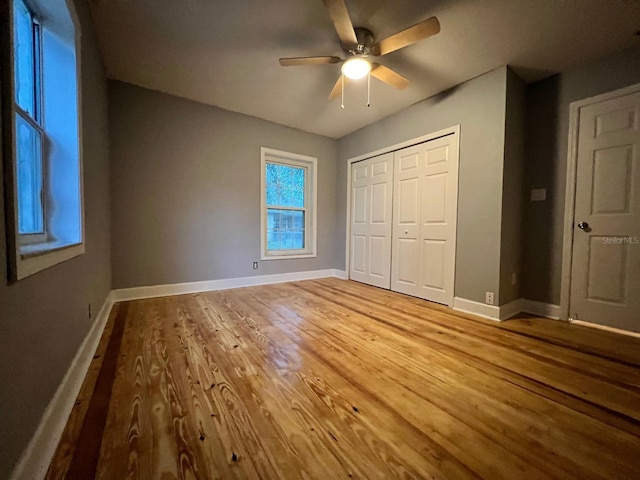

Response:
(3, 0), (83, 280)
(261, 148), (317, 259)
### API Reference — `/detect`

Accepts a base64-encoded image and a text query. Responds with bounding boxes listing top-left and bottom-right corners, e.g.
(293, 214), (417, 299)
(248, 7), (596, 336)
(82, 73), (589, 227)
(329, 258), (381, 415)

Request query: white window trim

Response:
(4, 0), (85, 281)
(260, 147), (317, 261)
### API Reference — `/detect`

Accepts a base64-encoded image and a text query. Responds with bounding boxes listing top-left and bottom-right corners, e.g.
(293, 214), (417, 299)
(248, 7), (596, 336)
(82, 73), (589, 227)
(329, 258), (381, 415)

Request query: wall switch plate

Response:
(530, 188), (547, 202)
(511, 273), (517, 285)
(253, 262), (259, 269)
(485, 292), (494, 305)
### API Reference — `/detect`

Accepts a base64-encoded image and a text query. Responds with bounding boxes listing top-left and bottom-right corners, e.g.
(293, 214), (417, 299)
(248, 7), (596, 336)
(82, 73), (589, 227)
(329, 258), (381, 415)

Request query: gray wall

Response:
(499, 68), (526, 305)
(109, 82), (339, 289)
(0, 1), (111, 478)
(337, 67), (508, 305)
(523, 45), (640, 305)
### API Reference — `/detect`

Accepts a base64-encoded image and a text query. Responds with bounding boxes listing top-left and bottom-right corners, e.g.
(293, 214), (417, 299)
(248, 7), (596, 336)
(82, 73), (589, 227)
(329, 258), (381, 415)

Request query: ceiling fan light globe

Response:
(341, 58), (371, 80)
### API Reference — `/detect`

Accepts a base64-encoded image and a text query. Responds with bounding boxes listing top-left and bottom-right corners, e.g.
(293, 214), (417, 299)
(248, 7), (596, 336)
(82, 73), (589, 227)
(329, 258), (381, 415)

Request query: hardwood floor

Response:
(46, 278), (640, 479)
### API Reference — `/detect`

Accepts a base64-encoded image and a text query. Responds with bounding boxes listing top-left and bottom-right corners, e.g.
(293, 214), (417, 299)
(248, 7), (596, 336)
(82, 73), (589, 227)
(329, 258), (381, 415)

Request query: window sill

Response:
(20, 239), (81, 258)
(16, 241), (84, 280)
(261, 252), (317, 261)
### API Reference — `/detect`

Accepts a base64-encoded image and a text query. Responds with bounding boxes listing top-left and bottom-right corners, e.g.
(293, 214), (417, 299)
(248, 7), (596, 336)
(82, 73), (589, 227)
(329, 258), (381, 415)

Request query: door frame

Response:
(345, 125), (461, 303)
(560, 82), (640, 320)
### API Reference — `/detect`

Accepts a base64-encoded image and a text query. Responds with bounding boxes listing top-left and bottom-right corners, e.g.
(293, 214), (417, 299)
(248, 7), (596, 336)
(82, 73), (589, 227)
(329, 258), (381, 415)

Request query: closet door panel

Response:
(392, 145), (423, 297)
(349, 153), (393, 288)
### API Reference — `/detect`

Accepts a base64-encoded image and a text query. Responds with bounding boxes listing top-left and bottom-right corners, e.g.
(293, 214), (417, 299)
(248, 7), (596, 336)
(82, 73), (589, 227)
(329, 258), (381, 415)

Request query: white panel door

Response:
(350, 153), (393, 288)
(391, 146), (421, 292)
(391, 134), (459, 305)
(570, 91), (640, 332)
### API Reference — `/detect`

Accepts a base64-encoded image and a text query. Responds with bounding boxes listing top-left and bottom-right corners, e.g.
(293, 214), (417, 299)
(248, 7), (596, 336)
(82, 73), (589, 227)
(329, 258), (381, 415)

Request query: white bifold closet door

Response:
(350, 153), (393, 289)
(391, 134), (459, 305)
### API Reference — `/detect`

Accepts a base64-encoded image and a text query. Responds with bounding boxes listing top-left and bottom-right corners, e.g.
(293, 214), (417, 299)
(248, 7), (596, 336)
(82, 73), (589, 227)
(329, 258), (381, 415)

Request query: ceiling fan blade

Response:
(371, 64), (410, 90)
(328, 75), (349, 100)
(372, 16), (440, 56)
(322, 0), (358, 48)
(279, 56), (342, 66)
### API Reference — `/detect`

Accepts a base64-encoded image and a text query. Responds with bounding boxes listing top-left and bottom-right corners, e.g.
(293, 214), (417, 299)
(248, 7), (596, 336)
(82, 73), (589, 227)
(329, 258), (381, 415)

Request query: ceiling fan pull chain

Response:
(341, 74), (345, 109)
(367, 71), (371, 107)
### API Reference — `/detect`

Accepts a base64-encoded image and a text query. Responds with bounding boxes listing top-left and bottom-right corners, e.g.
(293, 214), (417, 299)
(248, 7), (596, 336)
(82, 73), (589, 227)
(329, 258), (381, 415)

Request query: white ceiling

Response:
(90, 0), (640, 139)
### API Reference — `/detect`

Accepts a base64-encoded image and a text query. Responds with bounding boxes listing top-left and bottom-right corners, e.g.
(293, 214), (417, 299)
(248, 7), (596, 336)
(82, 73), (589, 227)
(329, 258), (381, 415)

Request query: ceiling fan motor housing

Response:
(347, 27), (375, 57)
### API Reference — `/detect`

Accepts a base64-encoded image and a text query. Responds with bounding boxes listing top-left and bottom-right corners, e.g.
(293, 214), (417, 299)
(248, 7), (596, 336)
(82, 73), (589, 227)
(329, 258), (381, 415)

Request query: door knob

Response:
(577, 221), (589, 230)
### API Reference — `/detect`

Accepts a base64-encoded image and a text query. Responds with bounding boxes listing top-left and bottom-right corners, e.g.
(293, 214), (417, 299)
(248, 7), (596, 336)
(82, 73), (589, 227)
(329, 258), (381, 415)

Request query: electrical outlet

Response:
(253, 261), (259, 269)
(485, 292), (494, 305)
(511, 273), (517, 285)
(88, 303), (92, 319)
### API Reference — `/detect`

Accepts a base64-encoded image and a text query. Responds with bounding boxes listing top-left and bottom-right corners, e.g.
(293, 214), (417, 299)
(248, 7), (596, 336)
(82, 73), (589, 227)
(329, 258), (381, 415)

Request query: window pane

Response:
(13, 0), (37, 117)
(265, 163), (305, 208)
(267, 209), (305, 251)
(16, 113), (44, 234)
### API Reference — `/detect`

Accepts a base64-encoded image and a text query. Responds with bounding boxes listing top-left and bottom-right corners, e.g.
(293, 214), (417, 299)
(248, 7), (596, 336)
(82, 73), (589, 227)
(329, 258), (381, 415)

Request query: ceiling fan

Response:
(279, 0), (440, 100)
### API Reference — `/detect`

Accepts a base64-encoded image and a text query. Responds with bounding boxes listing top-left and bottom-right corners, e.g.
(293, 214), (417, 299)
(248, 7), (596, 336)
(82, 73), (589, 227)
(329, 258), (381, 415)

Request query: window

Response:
(261, 148), (317, 259)
(3, 0), (83, 280)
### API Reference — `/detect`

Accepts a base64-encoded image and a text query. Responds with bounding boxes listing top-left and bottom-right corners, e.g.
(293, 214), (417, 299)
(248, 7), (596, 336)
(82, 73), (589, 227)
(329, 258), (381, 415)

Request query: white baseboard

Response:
(111, 269), (347, 302)
(333, 269), (348, 280)
(452, 297), (561, 322)
(453, 297), (501, 321)
(10, 291), (115, 480)
(499, 298), (525, 320)
(520, 299), (561, 320)
(570, 320), (640, 338)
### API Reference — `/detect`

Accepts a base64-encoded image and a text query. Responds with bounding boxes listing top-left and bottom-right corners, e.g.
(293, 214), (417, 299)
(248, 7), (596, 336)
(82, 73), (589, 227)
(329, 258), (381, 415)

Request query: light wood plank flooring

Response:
(46, 278), (640, 479)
